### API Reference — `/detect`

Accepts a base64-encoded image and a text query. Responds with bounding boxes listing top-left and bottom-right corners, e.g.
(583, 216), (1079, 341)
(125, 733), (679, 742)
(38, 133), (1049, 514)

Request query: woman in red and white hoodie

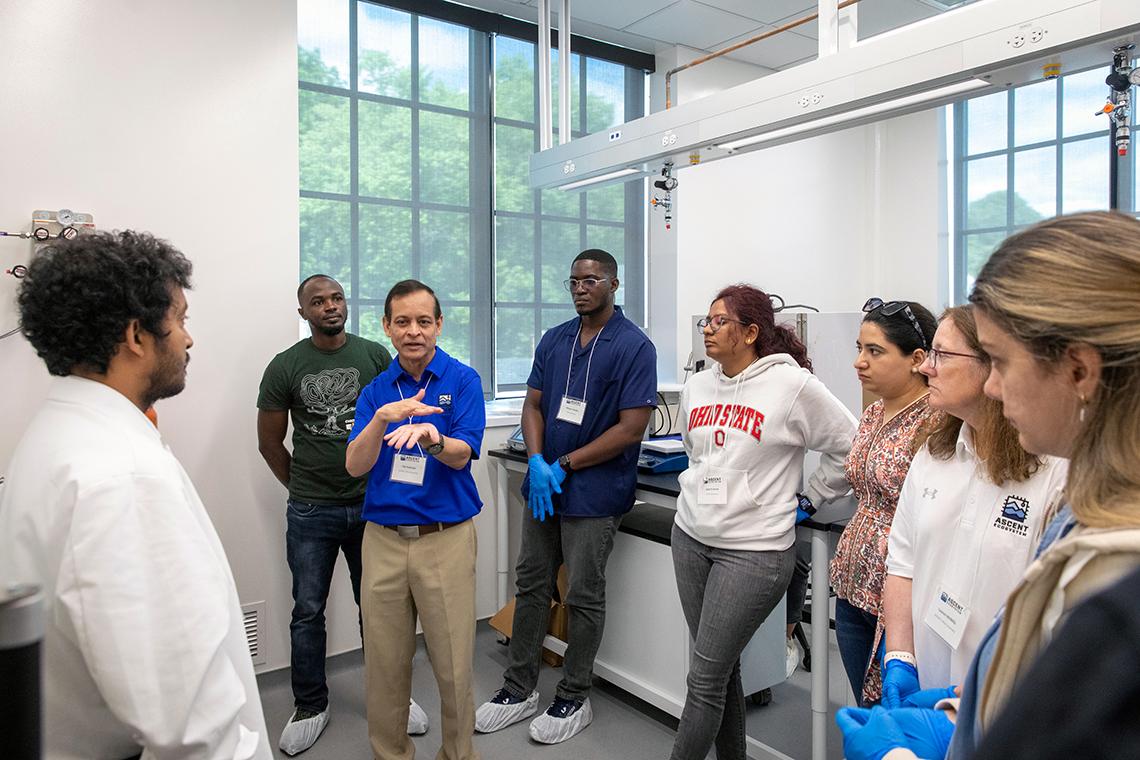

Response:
(670, 284), (858, 760)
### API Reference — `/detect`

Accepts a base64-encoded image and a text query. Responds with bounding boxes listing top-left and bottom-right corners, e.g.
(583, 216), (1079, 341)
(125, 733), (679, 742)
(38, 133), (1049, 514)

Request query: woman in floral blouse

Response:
(829, 298), (940, 704)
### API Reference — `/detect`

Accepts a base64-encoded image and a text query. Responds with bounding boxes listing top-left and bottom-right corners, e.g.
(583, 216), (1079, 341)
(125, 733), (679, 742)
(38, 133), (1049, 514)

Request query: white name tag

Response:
(699, 475), (728, 505)
(557, 395), (587, 425)
(924, 584), (971, 650)
(391, 453), (427, 486)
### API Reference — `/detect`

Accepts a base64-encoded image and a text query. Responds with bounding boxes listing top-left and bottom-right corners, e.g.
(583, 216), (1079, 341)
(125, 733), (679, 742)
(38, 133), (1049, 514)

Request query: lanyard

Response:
(564, 322), (606, 401)
(396, 375), (431, 457)
(702, 359), (752, 463)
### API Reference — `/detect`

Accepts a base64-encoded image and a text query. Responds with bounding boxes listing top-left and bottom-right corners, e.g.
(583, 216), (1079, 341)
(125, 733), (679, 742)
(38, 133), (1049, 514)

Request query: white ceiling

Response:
(457, 0), (960, 71)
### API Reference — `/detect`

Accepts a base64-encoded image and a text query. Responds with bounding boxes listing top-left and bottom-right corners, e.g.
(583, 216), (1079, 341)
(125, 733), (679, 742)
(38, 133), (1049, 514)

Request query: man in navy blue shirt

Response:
(346, 279), (485, 760)
(475, 249), (657, 744)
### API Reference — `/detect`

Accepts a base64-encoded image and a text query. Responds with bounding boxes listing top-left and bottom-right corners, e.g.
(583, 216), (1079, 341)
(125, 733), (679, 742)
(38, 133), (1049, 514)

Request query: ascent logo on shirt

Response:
(688, 403), (765, 443)
(994, 494), (1031, 536)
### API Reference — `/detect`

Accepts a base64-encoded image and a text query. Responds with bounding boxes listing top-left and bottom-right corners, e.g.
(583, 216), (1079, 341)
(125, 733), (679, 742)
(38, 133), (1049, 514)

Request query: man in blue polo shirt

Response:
(475, 249), (657, 744)
(346, 279), (485, 760)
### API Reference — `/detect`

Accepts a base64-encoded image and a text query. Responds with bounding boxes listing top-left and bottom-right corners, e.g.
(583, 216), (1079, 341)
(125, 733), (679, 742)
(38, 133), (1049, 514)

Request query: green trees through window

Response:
(298, 0), (646, 394)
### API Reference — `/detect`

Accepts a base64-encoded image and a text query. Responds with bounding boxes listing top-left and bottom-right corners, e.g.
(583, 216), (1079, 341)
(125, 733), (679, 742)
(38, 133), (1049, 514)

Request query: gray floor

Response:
(257, 620), (849, 760)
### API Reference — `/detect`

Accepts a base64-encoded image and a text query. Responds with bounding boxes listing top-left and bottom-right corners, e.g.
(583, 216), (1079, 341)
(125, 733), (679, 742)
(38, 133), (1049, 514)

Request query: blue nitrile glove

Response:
(795, 492), (816, 524)
(550, 460), (567, 488)
(885, 707), (954, 759)
(882, 657), (922, 709)
(901, 685), (958, 710)
(836, 706), (908, 760)
(527, 454), (561, 521)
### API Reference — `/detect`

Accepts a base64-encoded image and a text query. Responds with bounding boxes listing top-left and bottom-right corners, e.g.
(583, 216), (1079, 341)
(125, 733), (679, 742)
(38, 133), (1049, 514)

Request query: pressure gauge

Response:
(56, 208), (76, 226)
(1130, 68), (1140, 87)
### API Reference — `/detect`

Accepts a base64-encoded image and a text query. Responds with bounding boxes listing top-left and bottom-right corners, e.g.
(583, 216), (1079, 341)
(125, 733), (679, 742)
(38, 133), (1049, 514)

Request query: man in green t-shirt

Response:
(257, 274), (428, 755)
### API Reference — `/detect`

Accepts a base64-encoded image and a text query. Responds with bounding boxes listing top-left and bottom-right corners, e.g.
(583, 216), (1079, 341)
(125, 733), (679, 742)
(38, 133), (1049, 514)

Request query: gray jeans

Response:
(503, 513), (621, 702)
(670, 524), (796, 760)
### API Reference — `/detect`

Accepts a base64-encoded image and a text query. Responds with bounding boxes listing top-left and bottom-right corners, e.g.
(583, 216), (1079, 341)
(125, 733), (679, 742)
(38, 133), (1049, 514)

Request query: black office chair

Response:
(1, 584), (43, 760)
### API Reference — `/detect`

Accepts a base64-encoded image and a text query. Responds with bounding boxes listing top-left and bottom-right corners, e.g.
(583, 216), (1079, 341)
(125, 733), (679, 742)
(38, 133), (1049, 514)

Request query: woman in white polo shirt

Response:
(877, 305), (1068, 707)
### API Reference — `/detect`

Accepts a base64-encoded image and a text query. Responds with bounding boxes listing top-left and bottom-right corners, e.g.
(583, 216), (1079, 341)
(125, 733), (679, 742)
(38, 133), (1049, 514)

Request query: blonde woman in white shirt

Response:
(878, 305), (1068, 708)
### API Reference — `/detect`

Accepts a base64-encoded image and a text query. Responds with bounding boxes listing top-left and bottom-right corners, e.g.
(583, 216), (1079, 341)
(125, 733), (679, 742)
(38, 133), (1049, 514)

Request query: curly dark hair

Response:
(18, 230), (193, 376)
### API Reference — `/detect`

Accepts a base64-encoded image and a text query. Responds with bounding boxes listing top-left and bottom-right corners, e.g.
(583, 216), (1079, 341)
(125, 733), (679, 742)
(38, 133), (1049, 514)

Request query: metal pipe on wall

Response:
(538, 0), (552, 150)
(559, 0), (572, 144)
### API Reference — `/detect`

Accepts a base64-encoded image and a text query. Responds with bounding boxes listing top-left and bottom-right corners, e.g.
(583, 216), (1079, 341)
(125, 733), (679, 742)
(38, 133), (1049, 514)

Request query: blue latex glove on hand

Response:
(550, 460), (567, 488)
(886, 707), (955, 759)
(882, 657), (922, 709)
(527, 454), (562, 521)
(901, 685), (959, 710)
(836, 706), (908, 760)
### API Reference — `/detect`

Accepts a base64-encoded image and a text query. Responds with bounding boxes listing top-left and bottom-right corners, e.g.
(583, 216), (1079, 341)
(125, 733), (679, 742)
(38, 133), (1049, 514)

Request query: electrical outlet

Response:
(609, 130), (622, 142)
(1030, 28), (1045, 43)
(810, 92), (823, 105)
(798, 96), (810, 108)
(1009, 33), (1025, 48)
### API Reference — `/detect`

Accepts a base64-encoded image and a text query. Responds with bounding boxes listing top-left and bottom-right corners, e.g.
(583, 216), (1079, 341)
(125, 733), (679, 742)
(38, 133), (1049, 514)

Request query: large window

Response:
(298, 0), (648, 395)
(953, 64), (1139, 300)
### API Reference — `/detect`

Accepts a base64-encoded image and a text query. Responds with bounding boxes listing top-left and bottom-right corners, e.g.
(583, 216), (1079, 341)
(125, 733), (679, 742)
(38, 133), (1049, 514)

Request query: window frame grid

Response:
(299, 0), (650, 398)
(953, 63), (1138, 302)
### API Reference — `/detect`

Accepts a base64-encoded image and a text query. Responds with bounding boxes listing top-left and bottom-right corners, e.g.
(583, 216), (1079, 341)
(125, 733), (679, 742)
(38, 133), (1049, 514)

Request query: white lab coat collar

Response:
(50, 375), (162, 442)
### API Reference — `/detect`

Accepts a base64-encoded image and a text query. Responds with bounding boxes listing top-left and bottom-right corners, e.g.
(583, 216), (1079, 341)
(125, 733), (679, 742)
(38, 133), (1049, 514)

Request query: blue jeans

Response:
(286, 498), (365, 712)
(669, 525), (796, 760)
(503, 513), (621, 703)
(835, 597), (878, 706)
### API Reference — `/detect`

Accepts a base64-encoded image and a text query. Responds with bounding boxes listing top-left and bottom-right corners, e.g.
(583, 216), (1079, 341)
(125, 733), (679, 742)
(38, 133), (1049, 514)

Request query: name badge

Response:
(698, 475), (728, 505)
(924, 584), (971, 650)
(391, 453), (426, 486)
(557, 395), (587, 425)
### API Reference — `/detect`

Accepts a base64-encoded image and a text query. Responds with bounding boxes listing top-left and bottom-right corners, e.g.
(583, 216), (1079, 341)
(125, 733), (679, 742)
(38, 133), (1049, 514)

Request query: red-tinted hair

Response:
(713, 284), (813, 371)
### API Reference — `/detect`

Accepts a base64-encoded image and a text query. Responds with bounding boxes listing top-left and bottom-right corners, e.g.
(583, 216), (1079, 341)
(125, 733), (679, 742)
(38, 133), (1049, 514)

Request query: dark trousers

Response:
(286, 498), (365, 712)
(669, 525), (796, 760)
(503, 513), (621, 703)
(835, 597), (879, 706)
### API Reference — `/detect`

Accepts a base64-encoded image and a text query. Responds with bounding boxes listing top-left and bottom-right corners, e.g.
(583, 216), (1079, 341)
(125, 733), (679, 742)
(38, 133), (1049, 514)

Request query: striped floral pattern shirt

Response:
(829, 395), (941, 612)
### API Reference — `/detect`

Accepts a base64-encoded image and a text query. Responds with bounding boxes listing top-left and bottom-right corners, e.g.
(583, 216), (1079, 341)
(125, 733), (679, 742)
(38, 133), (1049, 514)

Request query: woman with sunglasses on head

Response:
(836, 211), (1140, 760)
(877, 306), (1068, 710)
(670, 284), (857, 760)
(829, 297), (940, 704)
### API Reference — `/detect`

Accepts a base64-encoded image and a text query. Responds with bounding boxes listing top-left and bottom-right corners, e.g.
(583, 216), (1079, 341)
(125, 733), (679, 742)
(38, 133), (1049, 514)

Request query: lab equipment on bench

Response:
(638, 435), (688, 474)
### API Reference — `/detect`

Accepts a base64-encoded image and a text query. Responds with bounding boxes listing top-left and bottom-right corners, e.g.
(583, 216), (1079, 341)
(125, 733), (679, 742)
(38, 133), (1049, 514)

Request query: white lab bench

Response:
(488, 448), (846, 760)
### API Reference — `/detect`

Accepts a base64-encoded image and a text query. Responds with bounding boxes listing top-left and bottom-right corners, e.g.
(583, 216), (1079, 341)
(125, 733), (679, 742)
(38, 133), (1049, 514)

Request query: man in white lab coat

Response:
(0, 231), (271, 760)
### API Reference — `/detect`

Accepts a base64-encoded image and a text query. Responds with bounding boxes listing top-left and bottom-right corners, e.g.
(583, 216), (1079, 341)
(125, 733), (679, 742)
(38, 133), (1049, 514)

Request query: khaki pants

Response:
(362, 519), (479, 760)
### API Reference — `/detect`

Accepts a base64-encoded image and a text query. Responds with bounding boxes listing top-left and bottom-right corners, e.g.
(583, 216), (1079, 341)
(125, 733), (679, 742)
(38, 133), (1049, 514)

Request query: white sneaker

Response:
(474, 688), (540, 733)
(407, 698), (429, 735)
(279, 708), (330, 756)
(529, 697), (593, 744)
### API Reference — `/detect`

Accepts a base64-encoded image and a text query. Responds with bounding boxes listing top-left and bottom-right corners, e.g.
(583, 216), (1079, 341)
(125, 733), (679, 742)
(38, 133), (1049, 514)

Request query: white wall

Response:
(652, 94), (949, 375)
(0, 0), (307, 671)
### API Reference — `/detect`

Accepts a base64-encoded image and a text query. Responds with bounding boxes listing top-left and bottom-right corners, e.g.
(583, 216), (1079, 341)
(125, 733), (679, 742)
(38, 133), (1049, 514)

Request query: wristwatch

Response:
(558, 454), (574, 472)
(426, 438), (445, 456)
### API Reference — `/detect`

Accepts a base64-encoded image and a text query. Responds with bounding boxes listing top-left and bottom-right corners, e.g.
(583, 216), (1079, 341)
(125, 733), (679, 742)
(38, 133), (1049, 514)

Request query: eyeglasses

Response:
(862, 297), (928, 349)
(925, 347), (983, 370)
(563, 277), (611, 292)
(697, 315), (748, 333)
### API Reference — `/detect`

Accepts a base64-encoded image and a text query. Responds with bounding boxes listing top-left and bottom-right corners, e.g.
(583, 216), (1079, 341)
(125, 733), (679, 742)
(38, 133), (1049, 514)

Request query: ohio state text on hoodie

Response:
(675, 354), (858, 552)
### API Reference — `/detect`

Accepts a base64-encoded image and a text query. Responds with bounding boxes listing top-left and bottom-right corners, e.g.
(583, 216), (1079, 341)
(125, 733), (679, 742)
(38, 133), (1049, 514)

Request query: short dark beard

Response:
(316, 322), (345, 337)
(142, 353), (188, 409)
